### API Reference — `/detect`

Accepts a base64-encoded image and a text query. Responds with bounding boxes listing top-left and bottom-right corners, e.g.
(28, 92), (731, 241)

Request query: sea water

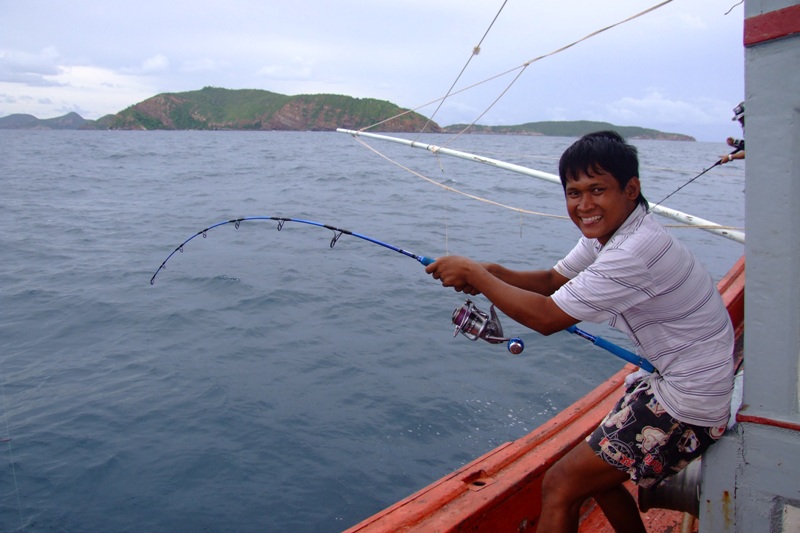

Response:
(0, 130), (744, 532)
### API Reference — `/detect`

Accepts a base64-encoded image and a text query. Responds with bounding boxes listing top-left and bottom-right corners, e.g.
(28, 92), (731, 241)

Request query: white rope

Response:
(414, 0), (510, 140)
(353, 135), (743, 232)
(352, 135), (569, 220)
(361, 0), (674, 136)
(445, 0), (675, 145)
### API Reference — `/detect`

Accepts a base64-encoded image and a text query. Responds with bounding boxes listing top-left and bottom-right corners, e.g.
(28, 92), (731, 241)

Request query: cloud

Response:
(180, 58), (228, 74)
(121, 54), (170, 75)
(0, 47), (63, 86)
(140, 54), (170, 73)
(0, 64), (159, 119)
(256, 62), (313, 81)
(0, 0), (744, 139)
(677, 14), (709, 30)
(603, 90), (731, 126)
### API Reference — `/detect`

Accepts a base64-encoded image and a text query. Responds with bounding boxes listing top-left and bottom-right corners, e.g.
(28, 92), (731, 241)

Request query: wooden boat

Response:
(340, 3), (800, 531)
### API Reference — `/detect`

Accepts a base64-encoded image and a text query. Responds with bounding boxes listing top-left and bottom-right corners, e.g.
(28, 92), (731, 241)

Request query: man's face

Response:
(564, 167), (640, 245)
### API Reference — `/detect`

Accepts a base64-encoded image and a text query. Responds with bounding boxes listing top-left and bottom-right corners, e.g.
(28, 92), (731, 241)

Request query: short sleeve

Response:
(554, 237), (597, 280)
(551, 247), (655, 323)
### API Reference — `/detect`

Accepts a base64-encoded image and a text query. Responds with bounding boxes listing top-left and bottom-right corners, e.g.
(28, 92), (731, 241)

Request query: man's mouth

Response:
(580, 215), (602, 225)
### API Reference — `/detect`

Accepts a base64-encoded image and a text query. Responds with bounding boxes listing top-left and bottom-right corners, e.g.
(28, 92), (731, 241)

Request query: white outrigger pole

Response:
(337, 128), (745, 245)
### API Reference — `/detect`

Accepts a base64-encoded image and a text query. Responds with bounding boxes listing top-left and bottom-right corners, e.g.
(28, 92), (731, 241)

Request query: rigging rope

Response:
(345, 0), (710, 234)
(445, 0), (675, 145)
(414, 0), (509, 140)
(351, 135), (568, 220)
(359, 0), (674, 138)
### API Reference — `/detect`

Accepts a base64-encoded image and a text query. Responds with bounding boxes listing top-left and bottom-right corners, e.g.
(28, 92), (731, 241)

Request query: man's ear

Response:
(625, 177), (641, 200)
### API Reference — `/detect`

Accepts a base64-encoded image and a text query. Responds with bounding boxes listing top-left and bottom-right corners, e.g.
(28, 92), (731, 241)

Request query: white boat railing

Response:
(337, 128), (745, 245)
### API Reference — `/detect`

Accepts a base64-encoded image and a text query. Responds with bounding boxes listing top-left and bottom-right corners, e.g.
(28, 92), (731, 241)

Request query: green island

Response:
(0, 86), (694, 140)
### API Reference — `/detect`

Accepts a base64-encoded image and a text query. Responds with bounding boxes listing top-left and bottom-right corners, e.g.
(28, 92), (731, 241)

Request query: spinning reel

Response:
(451, 299), (524, 354)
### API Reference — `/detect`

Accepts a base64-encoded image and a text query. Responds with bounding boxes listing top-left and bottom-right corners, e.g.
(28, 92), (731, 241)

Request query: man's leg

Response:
(592, 482), (645, 533)
(538, 441), (646, 533)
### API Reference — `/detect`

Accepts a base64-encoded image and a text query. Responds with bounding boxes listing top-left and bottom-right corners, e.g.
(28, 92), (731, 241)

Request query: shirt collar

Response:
(592, 204), (648, 252)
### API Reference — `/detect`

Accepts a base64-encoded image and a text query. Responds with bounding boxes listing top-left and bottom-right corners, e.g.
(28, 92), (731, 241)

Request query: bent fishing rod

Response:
(150, 215), (657, 366)
(151, 216), (527, 352)
(149, 216), (436, 286)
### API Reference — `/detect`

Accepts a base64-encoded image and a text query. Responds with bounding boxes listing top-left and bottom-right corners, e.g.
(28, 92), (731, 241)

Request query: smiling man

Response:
(425, 131), (734, 533)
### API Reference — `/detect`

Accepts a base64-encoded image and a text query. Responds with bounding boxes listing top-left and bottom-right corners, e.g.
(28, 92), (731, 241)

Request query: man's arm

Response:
(481, 262), (570, 296)
(426, 256), (577, 336)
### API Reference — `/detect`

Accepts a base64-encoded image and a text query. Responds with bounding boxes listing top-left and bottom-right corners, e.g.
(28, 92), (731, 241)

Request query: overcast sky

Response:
(1, 0), (745, 141)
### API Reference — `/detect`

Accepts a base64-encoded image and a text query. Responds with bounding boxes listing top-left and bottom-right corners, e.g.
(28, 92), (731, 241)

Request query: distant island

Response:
(0, 86), (695, 141)
(441, 122), (694, 141)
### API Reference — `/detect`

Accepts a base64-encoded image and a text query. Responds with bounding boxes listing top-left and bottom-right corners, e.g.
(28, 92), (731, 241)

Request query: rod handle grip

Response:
(593, 336), (656, 373)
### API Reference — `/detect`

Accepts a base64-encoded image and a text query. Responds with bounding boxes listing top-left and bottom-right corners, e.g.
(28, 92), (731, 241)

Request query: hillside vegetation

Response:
(104, 87), (437, 132)
(1, 87), (694, 140)
(0, 112), (88, 130)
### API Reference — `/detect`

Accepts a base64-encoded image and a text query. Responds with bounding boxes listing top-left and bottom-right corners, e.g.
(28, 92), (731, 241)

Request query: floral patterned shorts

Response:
(586, 379), (726, 489)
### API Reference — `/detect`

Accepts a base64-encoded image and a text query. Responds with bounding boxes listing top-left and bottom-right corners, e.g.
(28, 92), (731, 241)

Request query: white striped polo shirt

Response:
(551, 205), (734, 427)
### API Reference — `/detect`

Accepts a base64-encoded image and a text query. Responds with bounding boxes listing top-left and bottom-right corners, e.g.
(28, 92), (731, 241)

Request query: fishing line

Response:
(1, 380), (24, 529)
(650, 149), (741, 210)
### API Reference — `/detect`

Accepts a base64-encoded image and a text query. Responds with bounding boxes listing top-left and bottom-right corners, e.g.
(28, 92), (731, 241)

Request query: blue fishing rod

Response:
(150, 216), (653, 366)
(150, 216), (524, 353)
(149, 216), (435, 286)
(151, 216), (530, 353)
(566, 325), (655, 373)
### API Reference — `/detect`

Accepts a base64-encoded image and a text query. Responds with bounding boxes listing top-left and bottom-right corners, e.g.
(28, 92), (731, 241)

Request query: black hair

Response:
(558, 130), (648, 208)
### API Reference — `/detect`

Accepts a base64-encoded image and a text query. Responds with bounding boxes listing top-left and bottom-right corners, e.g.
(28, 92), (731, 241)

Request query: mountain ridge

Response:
(0, 87), (695, 140)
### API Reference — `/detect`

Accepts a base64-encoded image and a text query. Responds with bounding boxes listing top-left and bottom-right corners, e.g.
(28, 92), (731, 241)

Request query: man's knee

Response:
(541, 463), (560, 499)
(541, 456), (583, 507)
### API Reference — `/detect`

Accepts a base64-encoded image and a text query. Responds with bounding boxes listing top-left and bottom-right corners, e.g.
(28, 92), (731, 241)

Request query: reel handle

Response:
(506, 337), (524, 355)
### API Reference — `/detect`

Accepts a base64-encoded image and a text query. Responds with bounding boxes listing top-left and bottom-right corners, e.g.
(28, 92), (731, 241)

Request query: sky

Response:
(0, 0), (746, 141)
